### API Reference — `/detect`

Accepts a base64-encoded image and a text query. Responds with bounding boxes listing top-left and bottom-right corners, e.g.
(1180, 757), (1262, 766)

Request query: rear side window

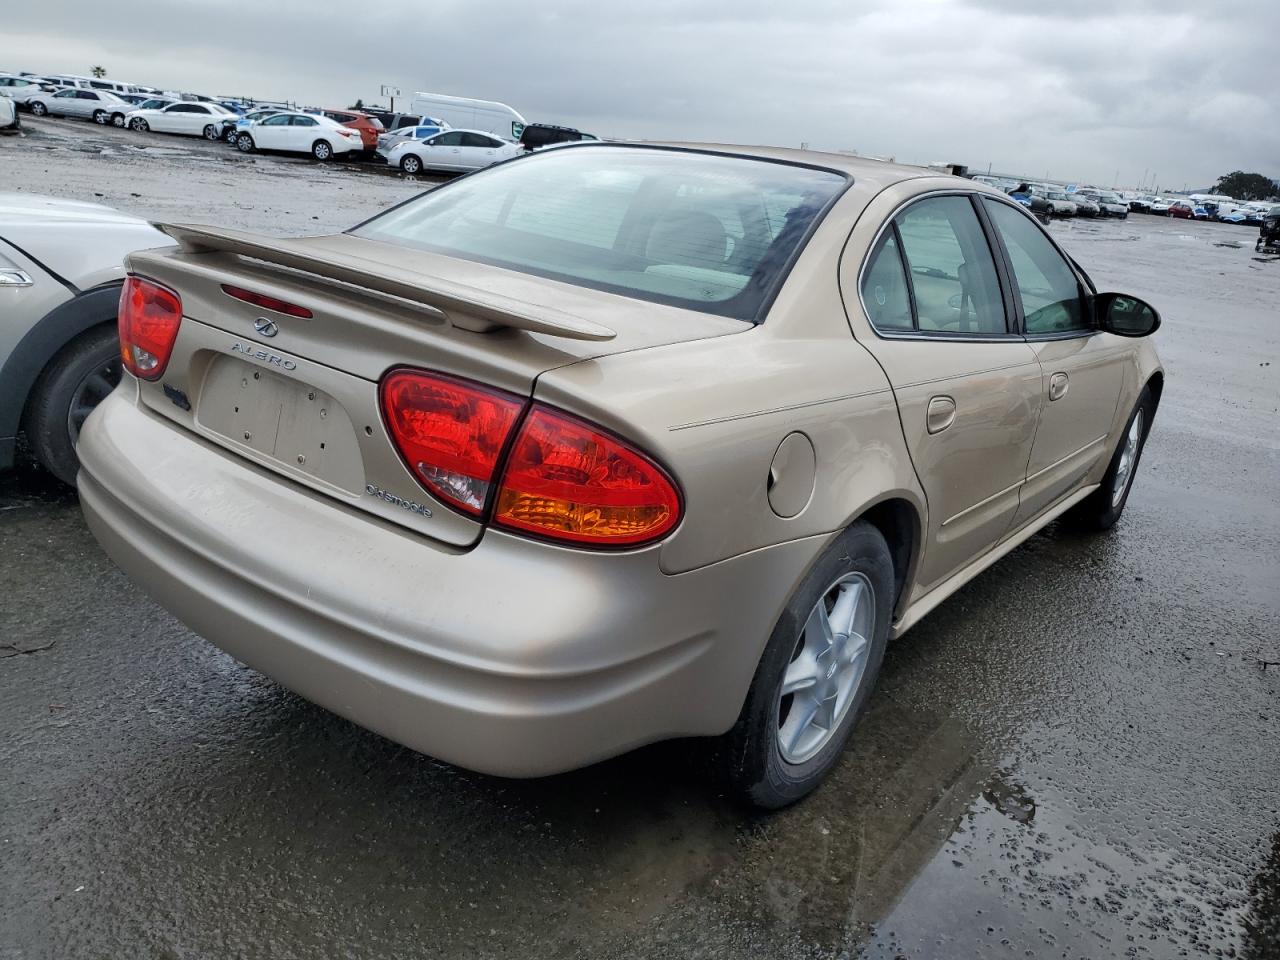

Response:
(983, 200), (1086, 335)
(354, 146), (848, 320)
(860, 231), (913, 331)
(893, 196), (1006, 335)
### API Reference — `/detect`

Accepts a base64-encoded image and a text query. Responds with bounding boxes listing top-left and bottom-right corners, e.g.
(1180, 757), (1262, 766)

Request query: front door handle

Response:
(1049, 372), (1069, 401)
(926, 395), (956, 434)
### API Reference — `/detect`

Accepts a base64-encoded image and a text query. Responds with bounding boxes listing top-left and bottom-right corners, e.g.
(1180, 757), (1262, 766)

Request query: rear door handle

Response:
(1049, 372), (1069, 401)
(926, 396), (956, 434)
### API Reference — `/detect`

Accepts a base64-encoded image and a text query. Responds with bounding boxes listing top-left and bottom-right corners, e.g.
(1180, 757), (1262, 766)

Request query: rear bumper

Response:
(78, 390), (821, 776)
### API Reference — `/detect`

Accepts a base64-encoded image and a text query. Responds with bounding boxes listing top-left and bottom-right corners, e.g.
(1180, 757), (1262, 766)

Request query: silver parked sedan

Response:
(28, 87), (130, 125)
(0, 194), (169, 483)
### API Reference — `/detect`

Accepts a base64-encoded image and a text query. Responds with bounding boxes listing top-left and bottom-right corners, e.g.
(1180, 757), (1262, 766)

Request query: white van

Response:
(408, 92), (526, 141)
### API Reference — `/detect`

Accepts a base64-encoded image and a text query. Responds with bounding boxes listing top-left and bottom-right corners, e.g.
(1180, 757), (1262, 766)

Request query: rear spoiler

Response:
(157, 223), (617, 342)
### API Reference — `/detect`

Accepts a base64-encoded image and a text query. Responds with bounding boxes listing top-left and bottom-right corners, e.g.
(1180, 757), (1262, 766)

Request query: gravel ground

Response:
(2, 114), (1278, 959)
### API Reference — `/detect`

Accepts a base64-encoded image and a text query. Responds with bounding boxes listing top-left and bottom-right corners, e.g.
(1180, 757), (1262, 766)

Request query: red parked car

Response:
(320, 109), (383, 154)
(1168, 200), (1195, 219)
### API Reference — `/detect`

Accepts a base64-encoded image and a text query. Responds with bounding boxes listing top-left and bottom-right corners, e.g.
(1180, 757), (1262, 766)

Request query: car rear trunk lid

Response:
(125, 228), (744, 547)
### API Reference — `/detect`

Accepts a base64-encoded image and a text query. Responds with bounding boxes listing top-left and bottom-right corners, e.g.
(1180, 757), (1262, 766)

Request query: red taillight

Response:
(221, 284), (313, 319)
(379, 369), (523, 516)
(118, 275), (182, 380)
(494, 407), (681, 547)
(379, 369), (682, 547)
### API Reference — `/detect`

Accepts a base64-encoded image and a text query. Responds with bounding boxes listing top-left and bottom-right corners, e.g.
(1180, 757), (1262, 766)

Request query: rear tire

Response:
(23, 325), (122, 487)
(400, 154), (422, 175)
(1065, 387), (1154, 531)
(31, 101), (48, 117)
(716, 522), (894, 809)
(311, 139), (332, 161)
(111, 112), (127, 128)
(93, 109), (108, 125)
(236, 133), (254, 152)
(130, 117), (149, 132)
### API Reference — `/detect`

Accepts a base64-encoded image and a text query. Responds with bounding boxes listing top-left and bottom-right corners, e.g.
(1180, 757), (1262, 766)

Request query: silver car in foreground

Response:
(0, 194), (168, 483)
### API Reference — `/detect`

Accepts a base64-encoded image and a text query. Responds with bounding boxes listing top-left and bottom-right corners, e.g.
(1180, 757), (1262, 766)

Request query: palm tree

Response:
(90, 65), (106, 78)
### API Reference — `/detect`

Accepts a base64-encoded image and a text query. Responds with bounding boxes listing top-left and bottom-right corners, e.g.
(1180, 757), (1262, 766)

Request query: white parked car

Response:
(1150, 197), (1173, 215)
(375, 119), (448, 160)
(234, 111), (362, 160)
(28, 88), (130, 124)
(0, 74), (51, 107)
(125, 100), (235, 138)
(387, 129), (521, 175)
(0, 92), (18, 132)
(108, 96), (174, 128)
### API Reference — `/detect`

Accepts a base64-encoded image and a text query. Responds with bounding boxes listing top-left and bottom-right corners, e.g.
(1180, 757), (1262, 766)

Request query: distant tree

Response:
(351, 98), (364, 110)
(90, 65), (107, 78)
(1213, 171), (1277, 201)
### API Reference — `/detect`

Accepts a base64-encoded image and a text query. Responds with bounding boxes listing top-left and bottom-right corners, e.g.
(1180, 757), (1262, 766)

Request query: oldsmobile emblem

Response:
(253, 317), (279, 337)
(366, 483), (432, 517)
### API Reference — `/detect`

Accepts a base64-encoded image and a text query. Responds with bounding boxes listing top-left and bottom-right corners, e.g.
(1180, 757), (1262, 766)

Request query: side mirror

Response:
(1097, 292), (1160, 337)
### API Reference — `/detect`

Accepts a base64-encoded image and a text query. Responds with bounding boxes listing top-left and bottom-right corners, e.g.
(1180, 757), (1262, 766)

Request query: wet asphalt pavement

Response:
(2, 117), (1279, 958)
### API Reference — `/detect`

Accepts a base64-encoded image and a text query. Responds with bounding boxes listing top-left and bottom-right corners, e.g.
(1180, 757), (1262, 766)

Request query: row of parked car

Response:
(1, 71), (598, 176)
(982, 180), (1131, 219)
(1132, 195), (1275, 224)
(968, 174), (1276, 227)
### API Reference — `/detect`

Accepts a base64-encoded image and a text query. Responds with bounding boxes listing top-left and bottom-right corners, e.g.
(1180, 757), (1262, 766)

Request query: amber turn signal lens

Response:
(494, 406), (680, 547)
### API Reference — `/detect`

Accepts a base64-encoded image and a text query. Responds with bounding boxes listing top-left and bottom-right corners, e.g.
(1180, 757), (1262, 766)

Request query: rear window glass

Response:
(352, 146), (848, 320)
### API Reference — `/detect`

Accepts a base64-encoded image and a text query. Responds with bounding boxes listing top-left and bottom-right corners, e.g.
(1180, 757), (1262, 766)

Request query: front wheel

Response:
(93, 109), (108, 125)
(31, 101), (48, 117)
(111, 112), (127, 128)
(130, 117), (149, 132)
(202, 124), (219, 140)
(311, 139), (332, 161)
(400, 154), (422, 175)
(1065, 388), (1153, 531)
(716, 522), (894, 809)
(236, 133), (254, 152)
(23, 325), (122, 486)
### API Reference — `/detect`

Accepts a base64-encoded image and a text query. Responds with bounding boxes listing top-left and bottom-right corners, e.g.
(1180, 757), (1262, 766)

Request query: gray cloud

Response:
(3, 0), (1277, 190)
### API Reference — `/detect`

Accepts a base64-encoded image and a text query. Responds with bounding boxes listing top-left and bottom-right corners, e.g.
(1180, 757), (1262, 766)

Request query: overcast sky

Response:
(3, 0), (1277, 190)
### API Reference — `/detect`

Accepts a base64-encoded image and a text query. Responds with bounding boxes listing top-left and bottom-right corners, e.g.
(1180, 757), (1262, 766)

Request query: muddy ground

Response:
(2, 115), (1278, 959)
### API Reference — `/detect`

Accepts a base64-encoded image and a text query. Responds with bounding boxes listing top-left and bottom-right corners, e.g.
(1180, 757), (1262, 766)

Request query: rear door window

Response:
(893, 196), (1007, 335)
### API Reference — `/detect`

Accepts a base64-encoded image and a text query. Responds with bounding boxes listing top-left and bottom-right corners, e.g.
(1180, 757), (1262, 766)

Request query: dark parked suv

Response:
(1259, 205), (1280, 252)
(517, 123), (595, 151)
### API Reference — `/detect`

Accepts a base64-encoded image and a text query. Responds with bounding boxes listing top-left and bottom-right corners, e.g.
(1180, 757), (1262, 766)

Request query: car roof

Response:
(572, 141), (944, 190)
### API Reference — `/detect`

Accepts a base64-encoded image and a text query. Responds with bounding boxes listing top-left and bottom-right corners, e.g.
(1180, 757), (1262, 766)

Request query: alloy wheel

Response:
(776, 572), (876, 765)
(1111, 409), (1144, 508)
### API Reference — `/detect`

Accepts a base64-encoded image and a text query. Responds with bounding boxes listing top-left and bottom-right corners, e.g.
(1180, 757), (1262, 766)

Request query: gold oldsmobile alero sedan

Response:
(78, 143), (1163, 808)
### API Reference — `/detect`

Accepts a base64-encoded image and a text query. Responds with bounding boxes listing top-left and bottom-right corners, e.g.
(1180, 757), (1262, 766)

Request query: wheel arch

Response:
(1144, 369), (1164, 416)
(0, 284), (121, 470)
(853, 495), (922, 618)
